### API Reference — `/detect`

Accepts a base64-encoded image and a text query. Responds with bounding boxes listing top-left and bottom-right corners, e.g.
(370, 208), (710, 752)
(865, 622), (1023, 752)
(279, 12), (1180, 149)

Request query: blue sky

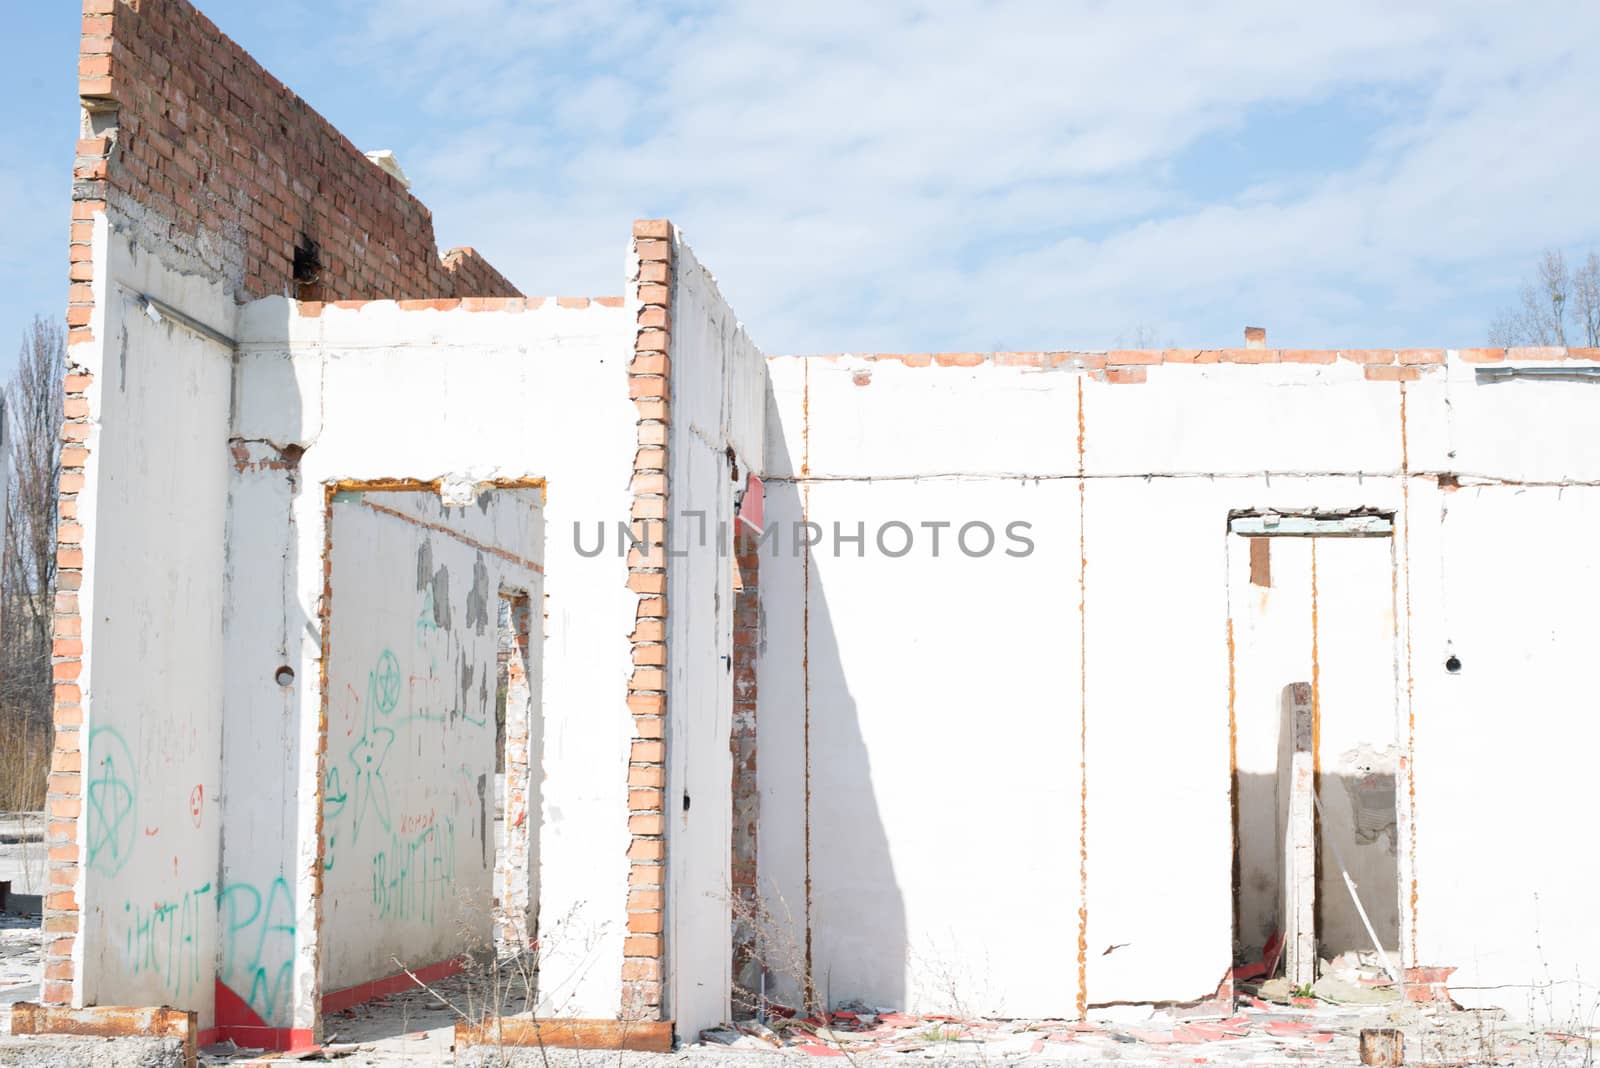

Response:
(3, 2), (1599, 378)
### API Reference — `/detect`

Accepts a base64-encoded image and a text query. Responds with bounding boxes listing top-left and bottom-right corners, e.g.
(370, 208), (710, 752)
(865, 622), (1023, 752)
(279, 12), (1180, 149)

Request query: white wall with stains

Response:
(756, 352), (1600, 1023)
(74, 219), (233, 1021)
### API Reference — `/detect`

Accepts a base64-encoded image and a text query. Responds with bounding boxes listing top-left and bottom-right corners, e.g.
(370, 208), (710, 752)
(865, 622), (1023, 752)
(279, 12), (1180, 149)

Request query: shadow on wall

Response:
(756, 442), (908, 1014)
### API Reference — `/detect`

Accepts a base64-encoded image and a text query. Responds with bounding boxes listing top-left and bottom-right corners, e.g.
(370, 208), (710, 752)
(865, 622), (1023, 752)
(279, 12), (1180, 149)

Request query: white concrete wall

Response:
(230, 297), (638, 1030)
(320, 486), (542, 991)
(758, 352), (1600, 1022)
(75, 217), (233, 1020)
(663, 234), (767, 1038)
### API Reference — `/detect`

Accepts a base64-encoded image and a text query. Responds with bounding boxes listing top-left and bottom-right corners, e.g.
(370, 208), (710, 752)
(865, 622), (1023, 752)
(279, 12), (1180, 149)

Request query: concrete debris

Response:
(660, 1001), (1600, 1066)
(0, 1035), (188, 1067)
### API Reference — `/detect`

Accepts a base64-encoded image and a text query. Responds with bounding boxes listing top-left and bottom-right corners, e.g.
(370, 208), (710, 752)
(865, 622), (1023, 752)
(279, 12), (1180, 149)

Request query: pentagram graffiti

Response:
(87, 726), (138, 875)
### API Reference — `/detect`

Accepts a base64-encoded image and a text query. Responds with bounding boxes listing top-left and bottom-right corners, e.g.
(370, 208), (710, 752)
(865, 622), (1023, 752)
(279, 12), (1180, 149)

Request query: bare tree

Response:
(1489, 248), (1600, 347)
(3, 316), (64, 733)
(1573, 252), (1600, 349)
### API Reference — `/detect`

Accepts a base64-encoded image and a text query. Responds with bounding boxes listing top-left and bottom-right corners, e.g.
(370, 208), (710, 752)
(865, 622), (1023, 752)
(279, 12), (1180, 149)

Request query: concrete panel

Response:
(1081, 477), (1232, 1006)
(756, 476), (1081, 1018)
(76, 226), (233, 1023)
(1411, 482), (1600, 1023)
(664, 234), (768, 1036)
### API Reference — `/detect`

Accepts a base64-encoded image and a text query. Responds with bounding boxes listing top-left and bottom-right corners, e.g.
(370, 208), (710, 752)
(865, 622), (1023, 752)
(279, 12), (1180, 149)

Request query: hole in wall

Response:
(293, 235), (323, 303)
(1444, 655), (1461, 674)
(275, 665), (296, 687)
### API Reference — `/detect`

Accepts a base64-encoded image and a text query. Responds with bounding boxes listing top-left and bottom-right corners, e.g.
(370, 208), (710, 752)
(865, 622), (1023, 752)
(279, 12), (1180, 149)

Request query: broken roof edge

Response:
(440, 247), (525, 301)
(291, 295), (626, 318)
(768, 347), (1600, 368)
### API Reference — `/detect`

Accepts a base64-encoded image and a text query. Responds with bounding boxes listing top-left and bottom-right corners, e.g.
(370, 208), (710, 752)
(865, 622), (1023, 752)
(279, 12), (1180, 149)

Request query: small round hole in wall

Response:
(275, 665), (296, 687)
(1444, 655), (1461, 674)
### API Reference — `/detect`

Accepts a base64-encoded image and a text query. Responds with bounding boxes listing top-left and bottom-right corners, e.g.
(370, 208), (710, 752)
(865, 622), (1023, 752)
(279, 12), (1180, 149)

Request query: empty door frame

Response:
(310, 477), (545, 1031)
(1224, 509), (1407, 987)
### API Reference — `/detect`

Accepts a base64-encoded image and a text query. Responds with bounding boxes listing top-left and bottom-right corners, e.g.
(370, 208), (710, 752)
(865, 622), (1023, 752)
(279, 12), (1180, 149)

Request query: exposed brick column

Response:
(622, 219), (673, 1019)
(42, 11), (119, 1004)
(730, 526), (760, 1006)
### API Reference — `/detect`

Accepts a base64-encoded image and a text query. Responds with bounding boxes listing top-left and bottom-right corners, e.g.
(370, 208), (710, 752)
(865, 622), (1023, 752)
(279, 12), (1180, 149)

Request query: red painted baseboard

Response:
(322, 957), (465, 1014)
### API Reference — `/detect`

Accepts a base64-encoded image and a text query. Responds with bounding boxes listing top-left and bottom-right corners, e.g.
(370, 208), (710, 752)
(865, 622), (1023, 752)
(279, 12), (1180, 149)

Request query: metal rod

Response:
(1310, 789), (1402, 984)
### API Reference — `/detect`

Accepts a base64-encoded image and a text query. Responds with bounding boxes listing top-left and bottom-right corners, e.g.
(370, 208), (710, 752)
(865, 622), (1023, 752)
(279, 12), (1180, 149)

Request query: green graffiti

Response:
(347, 653), (398, 842)
(86, 727), (137, 875)
(371, 816), (456, 925)
(218, 877), (295, 1023)
(122, 881), (211, 1002)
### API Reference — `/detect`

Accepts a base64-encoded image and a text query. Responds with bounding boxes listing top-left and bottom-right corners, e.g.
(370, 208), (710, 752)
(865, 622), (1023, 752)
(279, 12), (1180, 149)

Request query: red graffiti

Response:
(399, 809), (435, 835)
(190, 784), (204, 827)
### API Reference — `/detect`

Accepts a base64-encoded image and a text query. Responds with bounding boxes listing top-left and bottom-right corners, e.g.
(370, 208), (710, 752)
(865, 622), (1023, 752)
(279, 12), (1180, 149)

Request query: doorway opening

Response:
(313, 481), (545, 1035)
(1226, 511), (1402, 1000)
(494, 591), (542, 979)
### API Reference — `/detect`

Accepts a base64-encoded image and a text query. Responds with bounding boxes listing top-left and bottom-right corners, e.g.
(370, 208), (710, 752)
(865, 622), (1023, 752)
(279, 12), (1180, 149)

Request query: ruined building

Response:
(42, 0), (1600, 1052)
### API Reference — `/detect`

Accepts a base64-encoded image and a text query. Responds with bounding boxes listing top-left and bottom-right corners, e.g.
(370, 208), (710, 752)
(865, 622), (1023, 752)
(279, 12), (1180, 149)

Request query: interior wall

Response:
(228, 296), (637, 1032)
(320, 487), (543, 992)
(663, 234), (767, 1039)
(75, 221), (234, 1020)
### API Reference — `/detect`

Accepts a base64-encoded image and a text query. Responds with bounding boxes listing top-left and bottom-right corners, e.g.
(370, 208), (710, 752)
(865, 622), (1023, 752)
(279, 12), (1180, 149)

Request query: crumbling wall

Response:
(52, 0), (521, 1019)
(73, 0), (520, 305)
(756, 347), (1600, 1022)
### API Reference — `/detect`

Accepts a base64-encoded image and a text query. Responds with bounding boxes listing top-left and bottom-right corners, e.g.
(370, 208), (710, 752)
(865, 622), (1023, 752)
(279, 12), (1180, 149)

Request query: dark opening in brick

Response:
(293, 236), (323, 302)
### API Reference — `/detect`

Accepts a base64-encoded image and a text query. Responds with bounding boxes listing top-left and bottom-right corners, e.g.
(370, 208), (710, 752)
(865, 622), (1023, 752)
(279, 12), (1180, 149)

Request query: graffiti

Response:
(405, 666), (485, 729)
(218, 877), (295, 1024)
(122, 881), (210, 1003)
(399, 808), (434, 835)
(371, 816), (456, 924)
(189, 784), (204, 828)
(348, 652), (399, 842)
(372, 650), (402, 715)
(86, 726), (138, 875)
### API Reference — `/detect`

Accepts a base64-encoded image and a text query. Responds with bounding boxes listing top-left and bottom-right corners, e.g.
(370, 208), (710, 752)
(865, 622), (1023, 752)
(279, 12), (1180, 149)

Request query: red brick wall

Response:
(73, 0), (519, 306)
(441, 248), (522, 304)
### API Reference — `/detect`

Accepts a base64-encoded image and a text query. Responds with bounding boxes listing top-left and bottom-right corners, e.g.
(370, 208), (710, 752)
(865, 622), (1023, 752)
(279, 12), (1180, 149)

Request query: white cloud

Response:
(334, 0), (1600, 351)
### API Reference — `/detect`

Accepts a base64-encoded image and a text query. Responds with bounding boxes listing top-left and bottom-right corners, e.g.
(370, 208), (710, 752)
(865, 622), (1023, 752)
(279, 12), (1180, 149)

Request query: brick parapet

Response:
(777, 347), (1600, 384)
(78, 0), (519, 304)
